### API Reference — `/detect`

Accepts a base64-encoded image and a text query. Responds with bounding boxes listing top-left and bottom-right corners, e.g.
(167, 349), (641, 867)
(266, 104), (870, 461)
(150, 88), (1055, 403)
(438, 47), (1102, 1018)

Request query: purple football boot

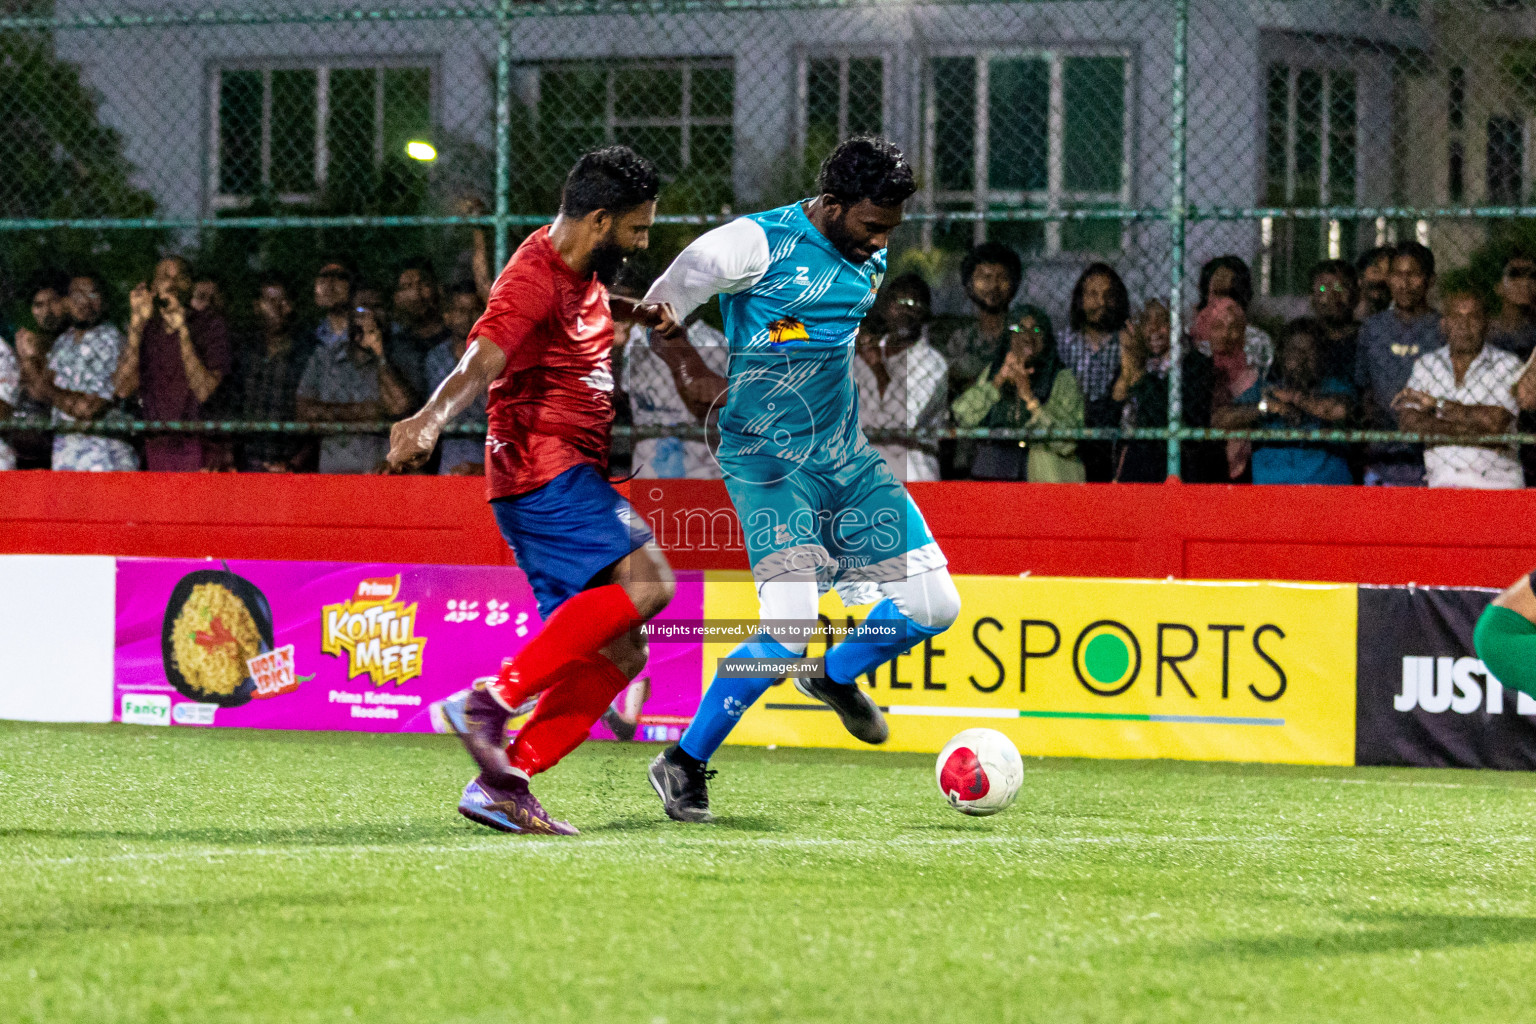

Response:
(457, 775), (579, 836)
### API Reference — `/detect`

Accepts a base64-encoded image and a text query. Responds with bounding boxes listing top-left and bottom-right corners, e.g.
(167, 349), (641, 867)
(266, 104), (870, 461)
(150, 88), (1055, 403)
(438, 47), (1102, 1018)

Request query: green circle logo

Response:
(1084, 633), (1130, 683)
(1073, 621), (1141, 696)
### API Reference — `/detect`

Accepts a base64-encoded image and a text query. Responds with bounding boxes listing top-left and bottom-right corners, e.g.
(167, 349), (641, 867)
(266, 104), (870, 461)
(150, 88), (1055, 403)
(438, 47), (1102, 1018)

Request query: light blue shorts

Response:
(720, 443), (944, 597)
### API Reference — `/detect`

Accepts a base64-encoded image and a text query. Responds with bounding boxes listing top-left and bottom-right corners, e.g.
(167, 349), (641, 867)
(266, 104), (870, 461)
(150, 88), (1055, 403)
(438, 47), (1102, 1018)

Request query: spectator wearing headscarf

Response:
(952, 305), (1085, 482)
(1198, 296), (1257, 481)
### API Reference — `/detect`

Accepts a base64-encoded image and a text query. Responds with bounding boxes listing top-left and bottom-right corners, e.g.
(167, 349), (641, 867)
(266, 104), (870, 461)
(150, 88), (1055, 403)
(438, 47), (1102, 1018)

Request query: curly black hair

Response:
(960, 241), (1023, 293)
(815, 136), (917, 209)
(560, 145), (661, 218)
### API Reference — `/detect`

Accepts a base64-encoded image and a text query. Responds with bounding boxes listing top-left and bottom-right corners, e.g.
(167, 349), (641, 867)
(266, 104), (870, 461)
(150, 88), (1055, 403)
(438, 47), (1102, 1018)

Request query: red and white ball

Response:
(935, 728), (1024, 816)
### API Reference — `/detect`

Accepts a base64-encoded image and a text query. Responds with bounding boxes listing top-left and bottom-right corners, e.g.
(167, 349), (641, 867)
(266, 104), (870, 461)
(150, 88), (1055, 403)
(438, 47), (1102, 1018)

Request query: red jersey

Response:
(470, 227), (616, 500)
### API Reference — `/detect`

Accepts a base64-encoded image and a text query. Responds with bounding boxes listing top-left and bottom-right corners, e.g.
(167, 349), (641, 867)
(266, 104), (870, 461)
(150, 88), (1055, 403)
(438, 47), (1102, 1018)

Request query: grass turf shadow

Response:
(1193, 912), (1536, 960)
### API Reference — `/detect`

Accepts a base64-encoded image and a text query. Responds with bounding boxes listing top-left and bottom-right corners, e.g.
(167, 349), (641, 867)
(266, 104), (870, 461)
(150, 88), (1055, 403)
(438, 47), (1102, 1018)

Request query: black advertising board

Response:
(1356, 584), (1536, 769)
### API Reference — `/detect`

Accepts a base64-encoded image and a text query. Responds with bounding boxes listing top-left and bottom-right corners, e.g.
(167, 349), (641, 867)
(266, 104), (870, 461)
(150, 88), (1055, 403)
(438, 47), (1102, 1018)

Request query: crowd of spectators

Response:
(0, 255), (490, 476)
(840, 238), (1536, 489)
(3, 234), (1536, 488)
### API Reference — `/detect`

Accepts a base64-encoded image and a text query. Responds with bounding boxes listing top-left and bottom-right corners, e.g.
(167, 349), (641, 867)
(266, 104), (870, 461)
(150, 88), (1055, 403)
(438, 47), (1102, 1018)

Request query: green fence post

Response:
(1165, 0), (1189, 481)
(493, 0), (513, 272)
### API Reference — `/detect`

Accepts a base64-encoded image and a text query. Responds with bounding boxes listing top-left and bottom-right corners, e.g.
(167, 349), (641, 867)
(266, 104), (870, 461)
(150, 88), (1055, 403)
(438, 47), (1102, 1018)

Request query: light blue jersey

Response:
(646, 201), (942, 594)
(715, 202), (885, 473)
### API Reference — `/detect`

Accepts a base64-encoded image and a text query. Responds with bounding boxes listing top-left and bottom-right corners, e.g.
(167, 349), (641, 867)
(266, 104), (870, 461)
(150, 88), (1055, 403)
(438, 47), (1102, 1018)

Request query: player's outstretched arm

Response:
(653, 320), (729, 422)
(386, 337), (506, 472)
(643, 219), (769, 420)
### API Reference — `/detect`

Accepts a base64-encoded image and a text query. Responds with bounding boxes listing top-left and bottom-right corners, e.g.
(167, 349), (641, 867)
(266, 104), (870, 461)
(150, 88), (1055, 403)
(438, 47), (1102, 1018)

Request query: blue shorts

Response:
(492, 464), (654, 618)
(721, 442), (944, 596)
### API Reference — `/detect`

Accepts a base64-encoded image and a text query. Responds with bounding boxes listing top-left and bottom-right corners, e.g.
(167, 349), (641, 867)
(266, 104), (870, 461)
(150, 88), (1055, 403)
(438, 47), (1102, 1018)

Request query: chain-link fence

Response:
(2, 0), (1535, 484)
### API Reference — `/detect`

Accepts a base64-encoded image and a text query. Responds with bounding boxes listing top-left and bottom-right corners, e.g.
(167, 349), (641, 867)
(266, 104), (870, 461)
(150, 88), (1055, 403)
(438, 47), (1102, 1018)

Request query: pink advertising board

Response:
(113, 558), (703, 740)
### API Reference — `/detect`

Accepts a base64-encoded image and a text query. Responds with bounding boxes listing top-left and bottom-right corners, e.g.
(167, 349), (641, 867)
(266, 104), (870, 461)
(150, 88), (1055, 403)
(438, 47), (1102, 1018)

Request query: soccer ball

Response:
(935, 728), (1024, 816)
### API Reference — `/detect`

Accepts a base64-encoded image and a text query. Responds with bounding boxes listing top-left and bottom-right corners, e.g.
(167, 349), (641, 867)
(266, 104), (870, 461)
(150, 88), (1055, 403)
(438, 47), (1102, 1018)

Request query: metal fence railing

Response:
(4, 0), (1536, 484)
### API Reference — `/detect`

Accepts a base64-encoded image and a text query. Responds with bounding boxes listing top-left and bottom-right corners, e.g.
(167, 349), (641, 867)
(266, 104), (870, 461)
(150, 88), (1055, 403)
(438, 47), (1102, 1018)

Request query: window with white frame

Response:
(524, 58), (734, 210)
(1261, 63), (1357, 296)
(211, 62), (432, 210)
(798, 54), (886, 174)
(922, 51), (1131, 256)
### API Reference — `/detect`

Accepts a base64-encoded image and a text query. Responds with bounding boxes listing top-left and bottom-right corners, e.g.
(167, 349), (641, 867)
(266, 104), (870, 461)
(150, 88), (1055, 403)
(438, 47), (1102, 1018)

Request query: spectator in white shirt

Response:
(621, 312), (729, 479)
(854, 273), (948, 482)
(1394, 290), (1536, 489)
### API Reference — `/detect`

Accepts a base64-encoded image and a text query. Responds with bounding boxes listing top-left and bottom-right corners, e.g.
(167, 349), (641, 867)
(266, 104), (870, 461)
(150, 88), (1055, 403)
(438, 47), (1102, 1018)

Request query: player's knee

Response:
(604, 633), (650, 680)
(901, 569), (962, 634)
(760, 629), (809, 658)
(756, 578), (817, 657)
(626, 545), (676, 621)
(631, 579), (675, 621)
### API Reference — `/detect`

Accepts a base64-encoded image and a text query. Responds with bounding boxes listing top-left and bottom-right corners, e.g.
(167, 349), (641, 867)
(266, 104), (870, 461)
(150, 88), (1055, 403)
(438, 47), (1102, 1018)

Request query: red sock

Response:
(489, 584), (641, 711)
(506, 655), (631, 776)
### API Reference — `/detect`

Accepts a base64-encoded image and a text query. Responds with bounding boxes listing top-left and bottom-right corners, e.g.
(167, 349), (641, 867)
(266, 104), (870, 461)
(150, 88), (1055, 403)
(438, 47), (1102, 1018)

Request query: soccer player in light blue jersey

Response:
(642, 137), (962, 822)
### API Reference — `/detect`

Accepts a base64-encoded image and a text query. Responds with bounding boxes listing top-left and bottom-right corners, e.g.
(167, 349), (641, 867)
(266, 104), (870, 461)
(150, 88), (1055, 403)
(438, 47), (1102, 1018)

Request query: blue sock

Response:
(678, 633), (799, 763)
(824, 599), (942, 686)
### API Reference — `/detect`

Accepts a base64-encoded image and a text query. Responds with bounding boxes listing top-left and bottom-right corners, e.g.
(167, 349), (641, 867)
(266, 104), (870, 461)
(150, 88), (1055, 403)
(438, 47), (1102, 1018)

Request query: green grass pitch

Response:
(4, 720), (1536, 1023)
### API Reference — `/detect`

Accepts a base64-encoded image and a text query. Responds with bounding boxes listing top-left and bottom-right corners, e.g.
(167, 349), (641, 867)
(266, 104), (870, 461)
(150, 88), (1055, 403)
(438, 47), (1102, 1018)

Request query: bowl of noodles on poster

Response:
(160, 565), (276, 708)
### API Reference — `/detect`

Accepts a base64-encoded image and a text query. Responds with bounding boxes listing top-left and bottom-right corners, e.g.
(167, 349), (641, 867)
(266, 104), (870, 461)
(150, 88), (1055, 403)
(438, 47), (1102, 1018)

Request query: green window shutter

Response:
(218, 69), (262, 196)
(1265, 64), (1289, 206)
(614, 65), (682, 120)
(1293, 68), (1323, 205)
(539, 64), (608, 180)
(1061, 56), (1124, 193)
(847, 57), (883, 136)
(1327, 70), (1356, 204)
(690, 65), (734, 121)
(269, 69), (317, 194)
(933, 56), (976, 192)
(327, 67), (378, 200)
(805, 58), (842, 175)
(988, 57), (1048, 192)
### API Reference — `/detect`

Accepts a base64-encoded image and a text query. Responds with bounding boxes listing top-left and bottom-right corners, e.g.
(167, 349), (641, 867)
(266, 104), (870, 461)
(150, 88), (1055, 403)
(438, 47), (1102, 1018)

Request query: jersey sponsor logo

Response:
(581, 366), (615, 393)
(767, 318), (809, 346)
(794, 266), (811, 286)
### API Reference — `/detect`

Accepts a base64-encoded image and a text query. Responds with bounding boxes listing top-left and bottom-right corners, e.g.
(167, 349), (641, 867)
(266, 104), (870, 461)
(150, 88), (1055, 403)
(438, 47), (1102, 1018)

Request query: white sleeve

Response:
(1494, 354), (1522, 415)
(911, 345), (949, 429)
(644, 217), (771, 321)
(1405, 354), (1433, 397)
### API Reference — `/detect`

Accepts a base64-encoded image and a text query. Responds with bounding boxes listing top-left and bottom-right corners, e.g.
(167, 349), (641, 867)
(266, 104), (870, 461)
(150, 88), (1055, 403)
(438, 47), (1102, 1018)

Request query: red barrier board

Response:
(3, 470), (1535, 588)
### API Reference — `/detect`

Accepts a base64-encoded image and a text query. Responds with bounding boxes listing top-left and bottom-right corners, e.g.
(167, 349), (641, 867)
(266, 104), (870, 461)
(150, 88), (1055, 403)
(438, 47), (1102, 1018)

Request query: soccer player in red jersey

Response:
(387, 147), (681, 835)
